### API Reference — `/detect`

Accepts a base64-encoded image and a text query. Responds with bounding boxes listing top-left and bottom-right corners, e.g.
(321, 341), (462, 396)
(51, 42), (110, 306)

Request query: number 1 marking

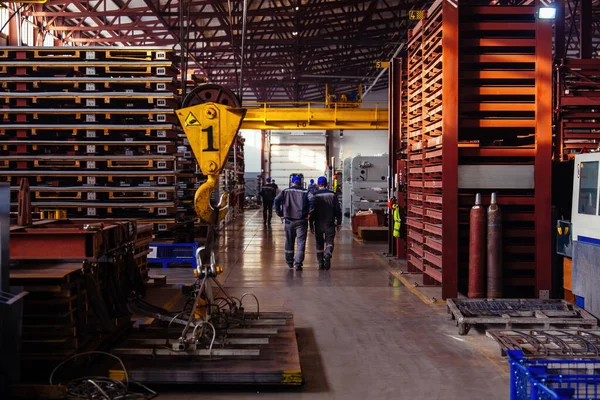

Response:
(202, 126), (218, 152)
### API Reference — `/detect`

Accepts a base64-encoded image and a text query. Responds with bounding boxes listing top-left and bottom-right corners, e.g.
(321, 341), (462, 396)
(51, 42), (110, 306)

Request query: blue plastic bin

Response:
(508, 350), (600, 400)
(148, 242), (199, 269)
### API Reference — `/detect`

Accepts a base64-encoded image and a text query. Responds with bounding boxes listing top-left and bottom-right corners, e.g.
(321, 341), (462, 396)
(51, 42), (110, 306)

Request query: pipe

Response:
(487, 192), (503, 298)
(468, 193), (486, 298)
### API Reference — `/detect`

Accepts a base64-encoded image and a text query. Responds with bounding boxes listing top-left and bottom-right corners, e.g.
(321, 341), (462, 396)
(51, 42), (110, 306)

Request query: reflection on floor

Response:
(148, 209), (509, 400)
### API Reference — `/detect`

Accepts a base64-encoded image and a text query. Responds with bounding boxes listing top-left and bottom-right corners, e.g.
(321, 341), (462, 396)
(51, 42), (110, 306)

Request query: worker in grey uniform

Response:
(274, 175), (315, 270)
(259, 177), (277, 225)
(310, 176), (342, 270)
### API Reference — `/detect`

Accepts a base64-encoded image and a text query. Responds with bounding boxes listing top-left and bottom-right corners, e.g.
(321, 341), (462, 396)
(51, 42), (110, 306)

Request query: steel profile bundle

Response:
(0, 46), (199, 236)
(404, 1), (553, 299)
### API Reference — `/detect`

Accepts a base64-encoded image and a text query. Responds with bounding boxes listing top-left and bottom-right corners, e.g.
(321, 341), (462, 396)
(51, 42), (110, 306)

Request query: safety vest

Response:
(392, 205), (401, 238)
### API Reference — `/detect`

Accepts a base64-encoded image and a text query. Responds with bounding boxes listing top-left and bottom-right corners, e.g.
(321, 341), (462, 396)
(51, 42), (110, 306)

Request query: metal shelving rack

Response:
(555, 59), (600, 160)
(406, 0), (459, 294)
(402, 1), (552, 299)
(457, 5), (552, 298)
(0, 46), (202, 239)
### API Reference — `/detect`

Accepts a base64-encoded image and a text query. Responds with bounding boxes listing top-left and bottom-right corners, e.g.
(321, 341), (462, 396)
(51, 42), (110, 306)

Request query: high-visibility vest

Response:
(392, 205), (401, 238)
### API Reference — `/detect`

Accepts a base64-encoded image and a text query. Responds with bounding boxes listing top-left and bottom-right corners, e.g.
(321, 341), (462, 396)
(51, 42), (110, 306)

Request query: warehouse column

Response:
(580, 0), (593, 59)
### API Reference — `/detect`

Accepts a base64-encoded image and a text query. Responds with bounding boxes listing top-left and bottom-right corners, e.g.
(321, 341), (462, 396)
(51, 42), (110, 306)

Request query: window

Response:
(578, 161), (599, 215)
(21, 19), (35, 46)
(43, 32), (55, 46)
(0, 6), (10, 36)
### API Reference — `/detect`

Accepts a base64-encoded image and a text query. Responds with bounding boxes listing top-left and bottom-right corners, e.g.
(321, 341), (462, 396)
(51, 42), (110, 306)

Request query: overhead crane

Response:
(240, 101), (388, 130)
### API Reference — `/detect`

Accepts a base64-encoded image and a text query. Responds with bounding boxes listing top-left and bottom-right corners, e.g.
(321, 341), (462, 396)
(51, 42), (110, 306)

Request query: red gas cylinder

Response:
(487, 192), (503, 298)
(468, 193), (486, 298)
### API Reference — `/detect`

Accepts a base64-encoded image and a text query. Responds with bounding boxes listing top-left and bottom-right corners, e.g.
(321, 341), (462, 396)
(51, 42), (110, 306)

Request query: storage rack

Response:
(403, 2), (552, 298)
(457, 5), (552, 298)
(0, 46), (203, 238)
(406, 0), (459, 292)
(555, 59), (600, 160)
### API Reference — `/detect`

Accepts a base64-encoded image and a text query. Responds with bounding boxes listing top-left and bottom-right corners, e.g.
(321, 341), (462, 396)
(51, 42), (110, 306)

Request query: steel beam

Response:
(441, 0), (459, 300)
(535, 2), (554, 298)
(580, 0), (593, 58)
(0, 183), (8, 294)
(555, 0), (566, 60)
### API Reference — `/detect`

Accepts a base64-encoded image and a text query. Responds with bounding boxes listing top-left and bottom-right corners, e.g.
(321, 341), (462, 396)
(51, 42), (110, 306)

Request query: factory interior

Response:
(2, 0), (600, 399)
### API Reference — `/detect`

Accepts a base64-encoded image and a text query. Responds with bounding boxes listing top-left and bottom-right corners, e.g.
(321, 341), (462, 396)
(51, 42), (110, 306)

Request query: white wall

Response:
(240, 130), (262, 173)
(330, 130), (388, 168)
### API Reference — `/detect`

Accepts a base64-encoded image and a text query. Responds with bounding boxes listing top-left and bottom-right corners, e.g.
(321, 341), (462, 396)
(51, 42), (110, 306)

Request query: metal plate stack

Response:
(0, 46), (199, 236)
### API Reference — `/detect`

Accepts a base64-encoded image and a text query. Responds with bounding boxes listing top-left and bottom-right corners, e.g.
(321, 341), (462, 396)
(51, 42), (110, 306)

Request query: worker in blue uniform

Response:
(307, 179), (318, 194)
(310, 176), (342, 270)
(274, 176), (315, 270)
(259, 177), (277, 225)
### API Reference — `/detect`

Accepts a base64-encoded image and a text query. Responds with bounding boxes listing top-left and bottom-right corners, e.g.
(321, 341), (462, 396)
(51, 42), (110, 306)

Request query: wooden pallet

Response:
(3, 155), (176, 171)
(1, 108), (177, 124)
(0, 125), (177, 139)
(0, 91), (174, 107)
(0, 46), (175, 61)
(0, 76), (175, 92)
(0, 139), (177, 156)
(447, 298), (598, 335)
(0, 60), (176, 76)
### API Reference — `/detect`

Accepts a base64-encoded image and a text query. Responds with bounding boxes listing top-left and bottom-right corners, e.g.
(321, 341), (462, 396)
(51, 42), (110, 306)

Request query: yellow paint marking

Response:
(372, 253), (438, 305)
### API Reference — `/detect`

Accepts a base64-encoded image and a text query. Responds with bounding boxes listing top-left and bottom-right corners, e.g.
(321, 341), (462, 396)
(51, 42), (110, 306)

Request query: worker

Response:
(274, 175), (315, 270)
(259, 178), (277, 225)
(310, 176), (342, 270)
(389, 196), (402, 238)
(307, 179), (318, 194)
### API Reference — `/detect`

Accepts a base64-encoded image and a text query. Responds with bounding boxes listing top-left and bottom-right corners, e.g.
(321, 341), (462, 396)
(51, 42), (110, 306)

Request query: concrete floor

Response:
(149, 209), (510, 400)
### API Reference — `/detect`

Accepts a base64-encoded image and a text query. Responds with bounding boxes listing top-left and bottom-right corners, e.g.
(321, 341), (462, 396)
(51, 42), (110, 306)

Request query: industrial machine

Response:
(349, 155), (389, 217)
(559, 152), (600, 318)
(325, 84), (363, 108)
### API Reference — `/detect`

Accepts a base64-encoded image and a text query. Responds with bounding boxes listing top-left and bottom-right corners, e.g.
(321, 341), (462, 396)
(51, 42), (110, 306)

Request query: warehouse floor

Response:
(148, 209), (509, 400)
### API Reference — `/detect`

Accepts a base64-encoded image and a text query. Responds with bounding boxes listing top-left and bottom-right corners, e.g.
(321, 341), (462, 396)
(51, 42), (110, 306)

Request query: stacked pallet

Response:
(406, 0), (458, 289)
(404, 2), (552, 298)
(0, 46), (200, 237)
(555, 59), (600, 160)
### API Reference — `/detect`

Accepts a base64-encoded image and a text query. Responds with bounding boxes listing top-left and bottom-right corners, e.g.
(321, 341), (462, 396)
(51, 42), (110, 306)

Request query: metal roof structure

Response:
(20, 0), (426, 102)
(4, 0), (600, 101)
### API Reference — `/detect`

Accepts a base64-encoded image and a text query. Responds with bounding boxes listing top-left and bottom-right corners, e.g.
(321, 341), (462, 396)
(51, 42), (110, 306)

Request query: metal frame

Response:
(0, 1), (430, 101)
(447, 298), (598, 335)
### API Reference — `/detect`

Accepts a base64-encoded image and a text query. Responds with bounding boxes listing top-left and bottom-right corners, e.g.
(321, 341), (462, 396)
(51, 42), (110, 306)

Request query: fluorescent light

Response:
(538, 7), (556, 20)
(292, 31), (298, 36)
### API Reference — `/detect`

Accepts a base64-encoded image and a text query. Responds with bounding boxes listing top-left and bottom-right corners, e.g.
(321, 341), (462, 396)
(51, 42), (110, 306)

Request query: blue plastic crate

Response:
(508, 350), (600, 400)
(148, 242), (199, 269)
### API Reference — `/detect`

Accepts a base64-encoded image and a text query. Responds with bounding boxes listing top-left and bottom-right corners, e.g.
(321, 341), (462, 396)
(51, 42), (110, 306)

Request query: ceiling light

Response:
(292, 31), (298, 36)
(538, 7), (556, 20)
(295, 6), (299, 10)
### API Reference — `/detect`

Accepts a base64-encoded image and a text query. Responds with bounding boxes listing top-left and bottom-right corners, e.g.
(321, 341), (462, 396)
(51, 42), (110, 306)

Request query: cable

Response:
(240, 293), (260, 318)
(50, 352), (156, 400)
(181, 275), (207, 337)
(49, 351), (129, 386)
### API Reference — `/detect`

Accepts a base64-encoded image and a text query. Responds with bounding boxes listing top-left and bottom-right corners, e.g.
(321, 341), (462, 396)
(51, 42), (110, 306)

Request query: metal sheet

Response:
(572, 240), (600, 318)
(458, 165), (535, 189)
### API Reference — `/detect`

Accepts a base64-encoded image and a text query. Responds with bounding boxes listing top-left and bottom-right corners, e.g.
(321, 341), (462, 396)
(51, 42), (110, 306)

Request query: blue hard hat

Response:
(266, 177), (271, 182)
(317, 176), (327, 186)
(310, 179), (315, 184)
(291, 176), (301, 184)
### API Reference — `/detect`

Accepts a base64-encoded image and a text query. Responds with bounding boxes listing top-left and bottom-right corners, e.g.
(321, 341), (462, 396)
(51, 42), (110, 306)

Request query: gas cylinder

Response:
(487, 192), (503, 298)
(468, 193), (486, 298)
